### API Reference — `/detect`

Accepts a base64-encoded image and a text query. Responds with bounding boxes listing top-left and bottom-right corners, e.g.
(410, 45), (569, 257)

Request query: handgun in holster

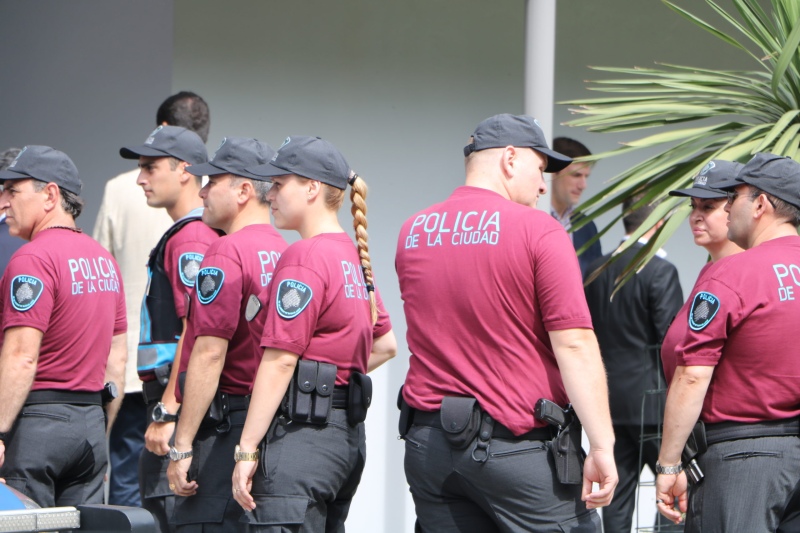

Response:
(681, 420), (707, 485)
(535, 398), (585, 485)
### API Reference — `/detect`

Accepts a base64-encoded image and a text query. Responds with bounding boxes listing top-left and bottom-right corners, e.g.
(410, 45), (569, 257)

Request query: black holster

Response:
(283, 360), (337, 424)
(397, 386), (413, 438)
(534, 402), (585, 485)
(440, 396), (481, 449)
(682, 421), (707, 485)
(347, 372), (372, 427)
(178, 371), (231, 432)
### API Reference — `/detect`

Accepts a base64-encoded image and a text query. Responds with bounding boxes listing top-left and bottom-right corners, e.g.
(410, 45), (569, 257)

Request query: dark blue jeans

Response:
(108, 392), (147, 507)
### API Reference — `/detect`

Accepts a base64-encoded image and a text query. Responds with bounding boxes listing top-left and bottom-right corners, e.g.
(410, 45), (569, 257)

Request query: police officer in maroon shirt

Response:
(657, 153), (800, 532)
(396, 115), (617, 532)
(165, 137), (288, 531)
(0, 146), (127, 508)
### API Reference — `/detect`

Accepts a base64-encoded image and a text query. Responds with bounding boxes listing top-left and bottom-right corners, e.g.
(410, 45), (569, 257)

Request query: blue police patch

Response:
(276, 279), (312, 319)
(196, 267), (224, 305)
(689, 291), (720, 331)
(10, 275), (44, 312)
(179, 253), (204, 287)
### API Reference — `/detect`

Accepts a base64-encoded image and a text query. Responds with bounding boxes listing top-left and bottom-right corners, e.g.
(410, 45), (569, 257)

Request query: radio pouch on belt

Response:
(347, 372), (372, 427)
(285, 360), (337, 424)
(552, 415), (585, 485)
(440, 396), (480, 449)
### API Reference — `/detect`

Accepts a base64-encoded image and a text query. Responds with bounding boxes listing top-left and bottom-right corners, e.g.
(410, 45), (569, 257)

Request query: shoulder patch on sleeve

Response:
(196, 267), (224, 305)
(11, 275), (44, 311)
(689, 291), (720, 331)
(179, 253), (204, 287)
(276, 279), (313, 319)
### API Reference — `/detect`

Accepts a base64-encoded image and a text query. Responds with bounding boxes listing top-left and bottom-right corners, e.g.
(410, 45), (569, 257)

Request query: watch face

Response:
(152, 405), (164, 421)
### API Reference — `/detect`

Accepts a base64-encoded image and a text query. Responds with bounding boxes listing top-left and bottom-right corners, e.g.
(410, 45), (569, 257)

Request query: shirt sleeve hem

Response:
(373, 321), (393, 339)
(261, 339), (306, 355)
(543, 318), (593, 331)
(676, 356), (720, 367)
(193, 326), (235, 340)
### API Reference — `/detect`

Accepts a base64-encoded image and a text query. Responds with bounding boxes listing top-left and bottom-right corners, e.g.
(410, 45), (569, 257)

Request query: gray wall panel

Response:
(0, 0), (174, 231)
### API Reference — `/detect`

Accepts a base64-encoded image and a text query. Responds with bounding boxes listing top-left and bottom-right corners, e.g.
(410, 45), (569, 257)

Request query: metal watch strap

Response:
(168, 446), (193, 461)
(655, 461), (683, 475)
(234, 444), (259, 462)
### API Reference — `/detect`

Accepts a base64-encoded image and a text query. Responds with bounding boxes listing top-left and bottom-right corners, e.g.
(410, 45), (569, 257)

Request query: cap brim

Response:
(247, 162), (291, 178)
(0, 169), (31, 181)
(669, 187), (727, 199)
(186, 162), (227, 177)
(536, 148), (573, 173)
(119, 145), (170, 160)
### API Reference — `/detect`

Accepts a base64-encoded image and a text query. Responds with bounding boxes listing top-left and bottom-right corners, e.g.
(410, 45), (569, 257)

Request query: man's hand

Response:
(0, 440), (4, 468)
(581, 447), (618, 509)
(167, 457), (197, 497)
(144, 421), (174, 456)
(656, 471), (688, 524)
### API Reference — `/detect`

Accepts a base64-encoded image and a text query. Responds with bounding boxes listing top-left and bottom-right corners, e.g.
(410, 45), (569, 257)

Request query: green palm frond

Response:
(562, 0), (800, 287)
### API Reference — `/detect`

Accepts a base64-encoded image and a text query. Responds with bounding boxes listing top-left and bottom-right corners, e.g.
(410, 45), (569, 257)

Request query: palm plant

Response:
(562, 0), (800, 287)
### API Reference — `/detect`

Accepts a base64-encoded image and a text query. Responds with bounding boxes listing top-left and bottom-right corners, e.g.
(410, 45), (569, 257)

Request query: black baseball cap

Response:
(120, 125), (208, 165)
(716, 152), (800, 209)
(463, 114), (572, 173)
(669, 160), (744, 199)
(0, 145), (82, 195)
(187, 137), (275, 181)
(247, 136), (351, 190)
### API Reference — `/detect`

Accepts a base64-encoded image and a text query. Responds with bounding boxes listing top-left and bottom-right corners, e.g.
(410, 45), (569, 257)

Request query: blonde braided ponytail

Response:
(348, 173), (377, 325)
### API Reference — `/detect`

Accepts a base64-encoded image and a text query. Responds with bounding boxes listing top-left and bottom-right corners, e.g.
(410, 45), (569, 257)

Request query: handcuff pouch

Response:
(440, 396), (480, 449)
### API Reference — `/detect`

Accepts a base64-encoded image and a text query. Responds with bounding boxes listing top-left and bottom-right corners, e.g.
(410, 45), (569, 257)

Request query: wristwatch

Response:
(655, 461), (684, 475)
(151, 402), (178, 423)
(234, 445), (259, 462)
(168, 446), (193, 462)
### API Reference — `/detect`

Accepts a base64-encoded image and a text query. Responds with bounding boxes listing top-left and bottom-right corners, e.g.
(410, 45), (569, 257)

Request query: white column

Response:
(524, 0), (557, 212)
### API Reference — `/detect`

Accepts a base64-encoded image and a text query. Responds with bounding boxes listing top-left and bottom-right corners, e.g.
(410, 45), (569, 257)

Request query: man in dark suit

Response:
(0, 148), (25, 274)
(584, 193), (684, 533)
(550, 137), (602, 275)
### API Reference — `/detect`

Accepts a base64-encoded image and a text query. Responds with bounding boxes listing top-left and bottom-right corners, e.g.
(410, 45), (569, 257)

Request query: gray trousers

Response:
(685, 435), (800, 532)
(404, 423), (601, 533)
(1, 403), (106, 508)
(242, 409), (366, 533)
(173, 410), (247, 532)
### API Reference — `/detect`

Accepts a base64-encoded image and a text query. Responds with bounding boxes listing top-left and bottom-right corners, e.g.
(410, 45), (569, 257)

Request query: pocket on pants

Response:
(558, 509), (601, 532)
(241, 495), (308, 527)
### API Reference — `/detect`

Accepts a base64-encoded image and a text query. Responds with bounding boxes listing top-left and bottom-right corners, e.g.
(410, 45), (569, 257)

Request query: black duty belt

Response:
(332, 386), (348, 409)
(705, 417), (800, 446)
(227, 394), (250, 412)
(26, 390), (102, 406)
(142, 380), (166, 405)
(413, 409), (552, 441)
